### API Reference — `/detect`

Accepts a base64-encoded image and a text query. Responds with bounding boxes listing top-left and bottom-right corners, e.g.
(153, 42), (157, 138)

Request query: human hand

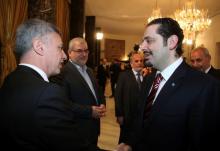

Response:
(114, 143), (132, 151)
(141, 67), (152, 77)
(98, 104), (106, 117)
(116, 116), (124, 125)
(92, 104), (106, 119)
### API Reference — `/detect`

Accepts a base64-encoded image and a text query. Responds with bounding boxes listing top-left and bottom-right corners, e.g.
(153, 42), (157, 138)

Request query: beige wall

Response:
(100, 14), (220, 68)
(100, 33), (142, 61)
(196, 14), (220, 68)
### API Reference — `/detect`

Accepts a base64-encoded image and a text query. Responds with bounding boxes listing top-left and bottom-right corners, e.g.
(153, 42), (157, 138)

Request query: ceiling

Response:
(85, 0), (220, 36)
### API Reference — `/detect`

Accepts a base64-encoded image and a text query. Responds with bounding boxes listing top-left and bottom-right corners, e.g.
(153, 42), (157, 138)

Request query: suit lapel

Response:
(150, 62), (188, 116)
(86, 68), (100, 101)
(128, 70), (139, 87)
(139, 71), (157, 118)
(142, 71), (157, 104)
(66, 62), (97, 101)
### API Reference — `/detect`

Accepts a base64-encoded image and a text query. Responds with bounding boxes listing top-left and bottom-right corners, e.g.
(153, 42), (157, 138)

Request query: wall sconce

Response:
(96, 27), (104, 40)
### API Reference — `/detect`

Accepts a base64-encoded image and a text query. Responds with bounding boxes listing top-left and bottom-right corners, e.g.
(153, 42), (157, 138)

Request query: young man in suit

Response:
(50, 37), (106, 151)
(116, 18), (220, 151)
(0, 19), (92, 150)
(190, 46), (220, 80)
(115, 51), (144, 144)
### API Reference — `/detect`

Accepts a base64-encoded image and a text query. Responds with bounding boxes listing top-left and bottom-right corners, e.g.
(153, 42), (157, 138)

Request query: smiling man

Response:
(50, 37), (106, 151)
(116, 18), (220, 151)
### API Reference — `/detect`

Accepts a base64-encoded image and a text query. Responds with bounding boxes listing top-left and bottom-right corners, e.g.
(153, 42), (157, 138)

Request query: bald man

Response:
(190, 46), (220, 80)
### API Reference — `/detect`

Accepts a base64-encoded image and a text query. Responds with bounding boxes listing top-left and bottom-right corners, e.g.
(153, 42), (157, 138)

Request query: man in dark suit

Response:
(0, 19), (92, 150)
(115, 51), (144, 144)
(116, 18), (220, 151)
(190, 46), (220, 80)
(109, 59), (121, 97)
(96, 58), (109, 96)
(50, 37), (106, 151)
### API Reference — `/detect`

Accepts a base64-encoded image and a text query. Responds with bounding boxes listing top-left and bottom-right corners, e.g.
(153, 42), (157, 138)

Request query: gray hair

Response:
(15, 19), (61, 57)
(192, 46), (210, 57)
(68, 37), (87, 53)
(129, 51), (143, 63)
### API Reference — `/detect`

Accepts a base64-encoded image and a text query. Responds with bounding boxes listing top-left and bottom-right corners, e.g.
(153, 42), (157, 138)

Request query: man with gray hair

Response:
(50, 37), (106, 151)
(0, 19), (91, 150)
(190, 46), (220, 80)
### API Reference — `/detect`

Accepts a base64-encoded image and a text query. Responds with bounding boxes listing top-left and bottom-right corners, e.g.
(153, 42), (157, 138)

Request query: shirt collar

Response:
(205, 65), (211, 73)
(69, 60), (87, 71)
(132, 69), (138, 75)
(159, 57), (183, 81)
(19, 63), (49, 82)
(132, 69), (142, 76)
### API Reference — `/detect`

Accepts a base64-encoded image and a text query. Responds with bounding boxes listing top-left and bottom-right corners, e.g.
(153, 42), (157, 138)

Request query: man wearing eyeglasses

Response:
(50, 37), (106, 151)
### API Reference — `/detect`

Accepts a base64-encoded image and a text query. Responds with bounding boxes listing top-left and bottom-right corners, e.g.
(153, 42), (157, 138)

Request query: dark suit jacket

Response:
(96, 64), (109, 86)
(110, 63), (121, 84)
(115, 70), (144, 143)
(207, 66), (220, 80)
(0, 65), (90, 151)
(50, 61), (105, 148)
(125, 61), (220, 151)
(115, 70), (142, 125)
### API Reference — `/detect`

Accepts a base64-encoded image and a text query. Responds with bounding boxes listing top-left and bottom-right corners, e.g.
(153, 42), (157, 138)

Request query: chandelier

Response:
(173, 0), (211, 44)
(147, 0), (162, 23)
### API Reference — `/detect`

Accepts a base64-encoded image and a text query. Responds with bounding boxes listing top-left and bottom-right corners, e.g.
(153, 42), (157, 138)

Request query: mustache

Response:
(143, 50), (153, 56)
(144, 60), (153, 67)
(142, 50), (153, 67)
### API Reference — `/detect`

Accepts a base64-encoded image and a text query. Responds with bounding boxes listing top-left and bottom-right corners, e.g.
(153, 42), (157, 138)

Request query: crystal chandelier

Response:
(147, 0), (162, 23)
(173, 0), (211, 44)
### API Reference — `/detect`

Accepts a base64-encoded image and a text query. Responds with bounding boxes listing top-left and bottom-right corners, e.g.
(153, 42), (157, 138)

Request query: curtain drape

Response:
(0, 0), (28, 86)
(56, 0), (70, 53)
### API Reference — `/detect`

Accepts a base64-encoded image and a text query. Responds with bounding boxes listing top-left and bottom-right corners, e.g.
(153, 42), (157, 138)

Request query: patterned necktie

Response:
(144, 73), (163, 119)
(136, 72), (142, 89)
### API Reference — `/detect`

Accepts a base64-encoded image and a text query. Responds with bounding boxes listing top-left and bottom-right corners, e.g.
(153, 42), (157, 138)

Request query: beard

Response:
(143, 51), (153, 67)
(144, 59), (153, 67)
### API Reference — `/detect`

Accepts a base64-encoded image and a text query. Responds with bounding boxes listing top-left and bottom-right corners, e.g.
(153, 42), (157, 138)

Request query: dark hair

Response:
(148, 18), (184, 56)
(133, 44), (140, 51)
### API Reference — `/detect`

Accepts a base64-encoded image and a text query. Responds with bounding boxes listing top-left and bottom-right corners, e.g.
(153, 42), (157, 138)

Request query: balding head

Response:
(190, 47), (211, 72)
(68, 37), (89, 66)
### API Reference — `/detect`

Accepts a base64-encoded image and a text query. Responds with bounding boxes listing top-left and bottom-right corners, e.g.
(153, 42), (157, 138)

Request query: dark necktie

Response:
(136, 72), (142, 89)
(144, 73), (163, 119)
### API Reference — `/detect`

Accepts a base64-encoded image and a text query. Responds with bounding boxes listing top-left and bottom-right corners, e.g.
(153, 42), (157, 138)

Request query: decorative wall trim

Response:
(104, 38), (125, 61)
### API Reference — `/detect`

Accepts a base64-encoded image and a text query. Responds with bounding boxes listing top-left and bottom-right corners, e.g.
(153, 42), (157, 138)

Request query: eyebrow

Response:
(143, 36), (154, 40)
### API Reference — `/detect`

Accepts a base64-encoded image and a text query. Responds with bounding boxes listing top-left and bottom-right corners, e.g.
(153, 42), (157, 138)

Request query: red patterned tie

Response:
(144, 73), (163, 119)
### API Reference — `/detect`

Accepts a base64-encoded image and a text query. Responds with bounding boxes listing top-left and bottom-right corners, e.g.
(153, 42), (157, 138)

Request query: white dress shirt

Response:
(152, 57), (183, 104)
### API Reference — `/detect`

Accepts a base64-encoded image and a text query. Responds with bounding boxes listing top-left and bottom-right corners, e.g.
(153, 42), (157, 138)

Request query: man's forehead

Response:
(74, 42), (87, 48)
(143, 25), (159, 38)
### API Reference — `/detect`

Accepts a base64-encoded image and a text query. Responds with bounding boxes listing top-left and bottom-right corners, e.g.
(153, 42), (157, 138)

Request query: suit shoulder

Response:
(119, 70), (132, 76)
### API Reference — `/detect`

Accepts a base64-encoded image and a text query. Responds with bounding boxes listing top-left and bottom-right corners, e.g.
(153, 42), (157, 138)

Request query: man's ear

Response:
(167, 35), (178, 50)
(32, 38), (44, 56)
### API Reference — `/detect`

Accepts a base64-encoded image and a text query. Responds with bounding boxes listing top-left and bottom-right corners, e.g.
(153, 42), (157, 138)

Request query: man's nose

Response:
(62, 50), (67, 60)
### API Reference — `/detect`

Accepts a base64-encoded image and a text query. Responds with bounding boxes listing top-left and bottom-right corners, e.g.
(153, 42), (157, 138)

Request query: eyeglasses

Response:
(134, 60), (143, 63)
(72, 49), (89, 54)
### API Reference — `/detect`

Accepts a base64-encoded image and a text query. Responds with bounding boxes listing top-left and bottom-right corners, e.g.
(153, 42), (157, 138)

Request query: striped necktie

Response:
(144, 73), (163, 119)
